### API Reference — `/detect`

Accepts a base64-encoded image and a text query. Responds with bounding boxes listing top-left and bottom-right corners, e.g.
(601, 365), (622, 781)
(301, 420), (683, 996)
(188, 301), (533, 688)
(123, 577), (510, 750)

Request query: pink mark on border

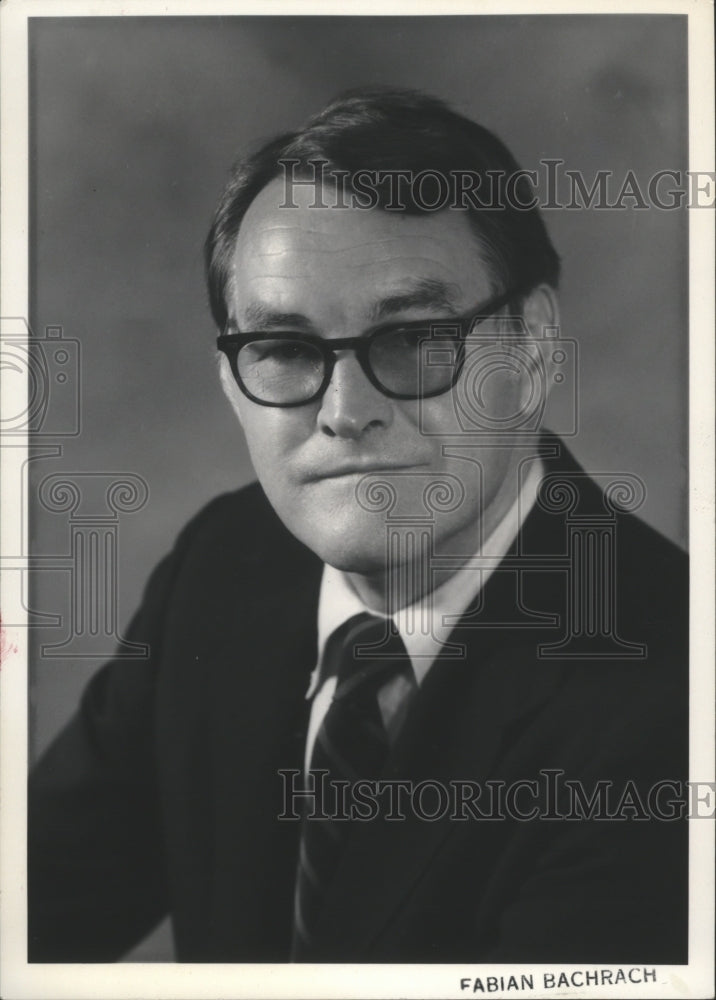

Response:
(0, 612), (19, 668)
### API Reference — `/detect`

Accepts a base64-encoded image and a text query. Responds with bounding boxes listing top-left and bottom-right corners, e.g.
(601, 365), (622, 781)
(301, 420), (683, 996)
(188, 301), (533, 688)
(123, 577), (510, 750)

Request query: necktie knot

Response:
(323, 613), (413, 700)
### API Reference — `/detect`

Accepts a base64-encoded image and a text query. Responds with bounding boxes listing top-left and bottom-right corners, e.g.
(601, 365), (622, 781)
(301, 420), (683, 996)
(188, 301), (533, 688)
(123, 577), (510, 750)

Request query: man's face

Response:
(222, 177), (543, 583)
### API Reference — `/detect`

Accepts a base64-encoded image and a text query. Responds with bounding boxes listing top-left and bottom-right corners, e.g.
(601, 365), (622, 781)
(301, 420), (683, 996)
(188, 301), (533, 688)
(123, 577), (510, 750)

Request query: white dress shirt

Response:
(303, 460), (543, 773)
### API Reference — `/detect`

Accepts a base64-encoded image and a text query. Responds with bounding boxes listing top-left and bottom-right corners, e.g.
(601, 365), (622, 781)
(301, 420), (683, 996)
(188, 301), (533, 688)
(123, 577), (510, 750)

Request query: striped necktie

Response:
(291, 612), (415, 960)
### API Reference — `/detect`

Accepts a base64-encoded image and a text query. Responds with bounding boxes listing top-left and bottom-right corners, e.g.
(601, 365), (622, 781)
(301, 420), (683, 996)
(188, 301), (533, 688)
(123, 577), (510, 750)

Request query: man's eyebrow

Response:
(237, 279), (462, 330)
(370, 279), (462, 321)
(240, 303), (313, 331)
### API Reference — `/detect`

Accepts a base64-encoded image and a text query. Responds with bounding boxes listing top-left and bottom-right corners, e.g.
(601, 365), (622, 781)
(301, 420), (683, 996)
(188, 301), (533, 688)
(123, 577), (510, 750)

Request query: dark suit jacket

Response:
(28, 439), (689, 964)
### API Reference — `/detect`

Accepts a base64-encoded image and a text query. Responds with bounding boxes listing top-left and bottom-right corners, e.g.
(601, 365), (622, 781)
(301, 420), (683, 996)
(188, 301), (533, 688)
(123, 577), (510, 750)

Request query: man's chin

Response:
(282, 515), (390, 575)
(304, 533), (389, 575)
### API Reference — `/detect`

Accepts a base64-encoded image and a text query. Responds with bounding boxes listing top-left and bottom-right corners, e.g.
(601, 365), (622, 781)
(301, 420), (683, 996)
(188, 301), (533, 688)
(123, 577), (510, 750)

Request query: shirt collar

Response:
(306, 458), (543, 698)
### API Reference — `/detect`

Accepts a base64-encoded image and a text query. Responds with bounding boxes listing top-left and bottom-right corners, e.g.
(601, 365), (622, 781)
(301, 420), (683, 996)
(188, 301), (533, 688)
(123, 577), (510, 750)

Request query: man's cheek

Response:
(414, 389), (476, 439)
(242, 417), (292, 469)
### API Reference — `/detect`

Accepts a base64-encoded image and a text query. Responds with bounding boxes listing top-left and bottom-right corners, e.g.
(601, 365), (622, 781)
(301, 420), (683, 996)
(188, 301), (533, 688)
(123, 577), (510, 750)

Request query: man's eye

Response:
(265, 343), (304, 360)
(249, 340), (319, 365)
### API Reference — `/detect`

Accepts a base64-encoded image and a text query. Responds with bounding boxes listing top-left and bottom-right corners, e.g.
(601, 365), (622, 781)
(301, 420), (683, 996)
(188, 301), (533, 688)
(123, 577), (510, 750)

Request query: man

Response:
(29, 88), (688, 964)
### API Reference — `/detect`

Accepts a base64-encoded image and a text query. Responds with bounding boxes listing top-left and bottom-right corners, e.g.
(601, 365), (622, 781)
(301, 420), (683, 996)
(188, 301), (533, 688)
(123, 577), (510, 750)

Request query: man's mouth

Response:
(303, 462), (428, 483)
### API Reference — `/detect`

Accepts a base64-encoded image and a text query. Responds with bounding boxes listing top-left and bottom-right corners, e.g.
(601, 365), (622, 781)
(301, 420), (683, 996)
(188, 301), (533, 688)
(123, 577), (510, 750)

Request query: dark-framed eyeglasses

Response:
(216, 284), (526, 408)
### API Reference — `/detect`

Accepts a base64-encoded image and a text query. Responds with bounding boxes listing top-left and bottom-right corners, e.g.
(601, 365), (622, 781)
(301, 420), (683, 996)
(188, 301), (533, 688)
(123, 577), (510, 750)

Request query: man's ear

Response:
(522, 283), (560, 338)
(520, 283), (561, 383)
(507, 283), (561, 419)
(217, 352), (245, 427)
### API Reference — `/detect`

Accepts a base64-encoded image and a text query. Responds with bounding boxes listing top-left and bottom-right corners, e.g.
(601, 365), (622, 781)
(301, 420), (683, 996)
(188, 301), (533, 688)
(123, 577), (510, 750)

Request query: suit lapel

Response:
(201, 526), (323, 958)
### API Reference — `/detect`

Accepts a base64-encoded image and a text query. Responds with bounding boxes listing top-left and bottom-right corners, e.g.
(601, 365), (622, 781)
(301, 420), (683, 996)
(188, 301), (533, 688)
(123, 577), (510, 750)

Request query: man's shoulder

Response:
(617, 503), (687, 601)
(185, 480), (281, 536)
(538, 435), (687, 603)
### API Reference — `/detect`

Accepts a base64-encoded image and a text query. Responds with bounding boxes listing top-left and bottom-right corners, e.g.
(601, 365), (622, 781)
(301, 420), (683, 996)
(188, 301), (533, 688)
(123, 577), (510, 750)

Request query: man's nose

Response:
(316, 352), (393, 439)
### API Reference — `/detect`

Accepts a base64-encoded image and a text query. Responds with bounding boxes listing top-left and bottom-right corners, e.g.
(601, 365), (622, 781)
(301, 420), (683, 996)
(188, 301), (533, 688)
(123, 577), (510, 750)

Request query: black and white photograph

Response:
(0, 2), (713, 998)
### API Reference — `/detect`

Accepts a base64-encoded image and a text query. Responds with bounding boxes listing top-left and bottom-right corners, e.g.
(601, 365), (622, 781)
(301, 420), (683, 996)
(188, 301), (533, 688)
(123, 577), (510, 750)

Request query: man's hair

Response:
(205, 87), (560, 330)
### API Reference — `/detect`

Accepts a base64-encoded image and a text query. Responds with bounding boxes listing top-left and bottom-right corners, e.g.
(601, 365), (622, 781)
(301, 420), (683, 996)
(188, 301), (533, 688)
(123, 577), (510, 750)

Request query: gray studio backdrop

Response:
(28, 15), (687, 959)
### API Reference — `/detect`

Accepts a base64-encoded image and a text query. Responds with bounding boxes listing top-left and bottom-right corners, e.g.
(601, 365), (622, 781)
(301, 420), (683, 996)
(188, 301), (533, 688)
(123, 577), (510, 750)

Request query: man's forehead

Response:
(231, 177), (490, 303)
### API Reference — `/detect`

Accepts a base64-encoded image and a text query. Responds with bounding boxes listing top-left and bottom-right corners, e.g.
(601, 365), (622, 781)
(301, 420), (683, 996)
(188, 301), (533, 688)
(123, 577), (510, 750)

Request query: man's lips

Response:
(301, 462), (429, 483)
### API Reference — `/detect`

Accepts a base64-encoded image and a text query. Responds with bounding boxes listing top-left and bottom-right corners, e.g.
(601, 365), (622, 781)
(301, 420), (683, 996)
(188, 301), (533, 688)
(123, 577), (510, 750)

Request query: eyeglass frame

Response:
(216, 283), (530, 408)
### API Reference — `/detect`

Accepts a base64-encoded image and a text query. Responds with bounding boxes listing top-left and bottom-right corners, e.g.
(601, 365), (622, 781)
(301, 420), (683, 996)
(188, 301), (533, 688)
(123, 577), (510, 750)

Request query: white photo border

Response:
(1, 1), (713, 998)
